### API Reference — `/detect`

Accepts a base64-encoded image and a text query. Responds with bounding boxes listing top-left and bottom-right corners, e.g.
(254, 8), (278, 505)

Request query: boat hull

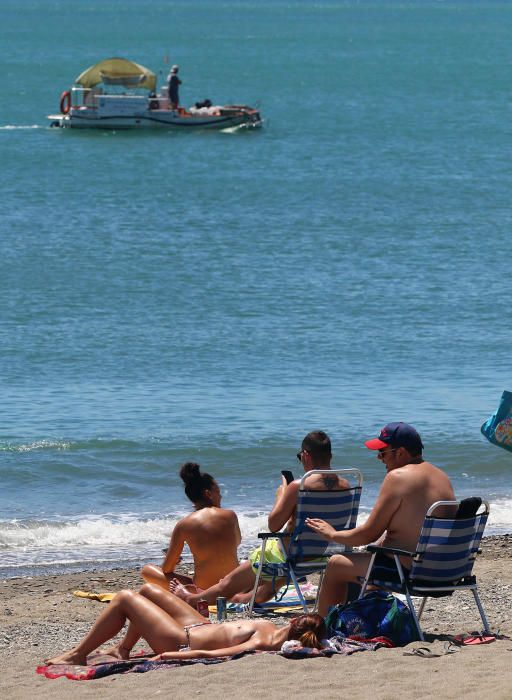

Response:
(49, 107), (262, 130)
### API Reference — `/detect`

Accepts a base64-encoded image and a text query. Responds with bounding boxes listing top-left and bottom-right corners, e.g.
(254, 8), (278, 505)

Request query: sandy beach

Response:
(2, 535), (511, 700)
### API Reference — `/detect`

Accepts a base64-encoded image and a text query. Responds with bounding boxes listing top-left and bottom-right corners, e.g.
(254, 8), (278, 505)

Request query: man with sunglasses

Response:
(306, 422), (455, 616)
(268, 430), (350, 533)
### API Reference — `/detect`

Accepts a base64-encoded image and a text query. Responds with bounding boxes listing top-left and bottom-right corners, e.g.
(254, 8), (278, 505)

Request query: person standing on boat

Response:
(167, 65), (182, 110)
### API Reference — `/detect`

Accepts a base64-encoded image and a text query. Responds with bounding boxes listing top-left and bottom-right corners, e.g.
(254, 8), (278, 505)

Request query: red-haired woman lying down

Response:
(45, 584), (326, 665)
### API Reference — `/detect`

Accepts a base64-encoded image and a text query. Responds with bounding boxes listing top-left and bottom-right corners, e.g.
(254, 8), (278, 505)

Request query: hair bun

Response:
(180, 462), (201, 484)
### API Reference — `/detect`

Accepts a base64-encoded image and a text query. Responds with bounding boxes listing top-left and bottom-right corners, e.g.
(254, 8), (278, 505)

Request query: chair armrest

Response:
(366, 544), (416, 557)
(257, 532), (288, 540)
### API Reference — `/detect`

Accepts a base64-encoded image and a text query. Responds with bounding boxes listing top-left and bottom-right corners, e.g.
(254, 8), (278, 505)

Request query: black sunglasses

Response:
(296, 449), (309, 461)
(377, 448), (398, 459)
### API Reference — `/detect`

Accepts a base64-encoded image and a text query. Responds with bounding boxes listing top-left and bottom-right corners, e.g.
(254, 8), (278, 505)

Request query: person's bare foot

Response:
(102, 642), (131, 660)
(45, 648), (88, 666)
(230, 592), (250, 603)
(169, 578), (196, 606)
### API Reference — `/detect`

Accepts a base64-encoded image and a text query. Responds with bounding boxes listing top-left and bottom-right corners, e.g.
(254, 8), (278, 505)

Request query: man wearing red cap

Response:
(306, 422), (455, 616)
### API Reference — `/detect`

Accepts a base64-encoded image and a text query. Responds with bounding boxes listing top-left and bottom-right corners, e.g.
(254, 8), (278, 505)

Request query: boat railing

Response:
(70, 87), (103, 108)
(70, 85), (174, 112)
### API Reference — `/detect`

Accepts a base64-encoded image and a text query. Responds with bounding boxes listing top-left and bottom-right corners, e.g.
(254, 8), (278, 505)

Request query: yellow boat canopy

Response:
(75, 58), (157, 91)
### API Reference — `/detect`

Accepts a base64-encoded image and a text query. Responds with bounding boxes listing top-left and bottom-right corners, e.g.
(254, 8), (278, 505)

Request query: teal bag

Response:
(481, 391), (512, 453)
(325, 590), (419, 646)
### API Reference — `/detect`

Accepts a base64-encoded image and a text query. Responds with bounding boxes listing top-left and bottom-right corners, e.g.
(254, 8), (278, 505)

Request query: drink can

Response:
(216, 597), (227, 621)
(197, 599), (209, 618)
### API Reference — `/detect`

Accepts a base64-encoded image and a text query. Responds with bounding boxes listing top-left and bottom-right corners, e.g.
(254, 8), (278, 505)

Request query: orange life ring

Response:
(60, 90), (71, 115)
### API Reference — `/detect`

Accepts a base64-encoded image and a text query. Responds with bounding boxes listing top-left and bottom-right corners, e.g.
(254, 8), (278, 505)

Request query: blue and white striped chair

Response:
(248, 468), (363, 615)
(358, 498), (491, 641)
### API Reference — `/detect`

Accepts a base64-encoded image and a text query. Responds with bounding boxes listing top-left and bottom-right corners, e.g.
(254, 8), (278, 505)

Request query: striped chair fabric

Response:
(409, 511), (488, 586)
(248, 468), (362, 615)
(359, 498), (491, 641)
(289, 486), (362, 568)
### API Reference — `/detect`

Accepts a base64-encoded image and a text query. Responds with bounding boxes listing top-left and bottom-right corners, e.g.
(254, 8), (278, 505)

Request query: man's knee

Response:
(224, 561), (250, 583)
(326, 554), (346, 571)
(326, 554), (351, 578)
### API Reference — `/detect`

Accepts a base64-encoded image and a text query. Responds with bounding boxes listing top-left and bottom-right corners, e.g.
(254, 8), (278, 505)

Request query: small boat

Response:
(48, 57), (262, 130)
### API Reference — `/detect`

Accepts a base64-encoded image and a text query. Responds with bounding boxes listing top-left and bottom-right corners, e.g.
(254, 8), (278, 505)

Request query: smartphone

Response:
(281, 470), (294, 484)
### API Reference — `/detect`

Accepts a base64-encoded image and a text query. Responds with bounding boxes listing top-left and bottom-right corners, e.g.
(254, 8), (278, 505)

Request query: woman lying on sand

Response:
(141, 462), (241, 593)
(45, 583), (326, 665)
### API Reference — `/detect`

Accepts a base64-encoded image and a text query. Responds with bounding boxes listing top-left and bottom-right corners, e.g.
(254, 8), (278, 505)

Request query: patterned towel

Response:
(225, 582), (319, 613)
(279, 635), (390, 659)
(36, 655), (229, 681)
(36, 635), (386, 681)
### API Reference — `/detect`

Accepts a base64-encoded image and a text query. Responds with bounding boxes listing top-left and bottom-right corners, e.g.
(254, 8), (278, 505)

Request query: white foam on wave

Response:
(1, 439), (72, 452)
(0, 510), (269, 552)
(4, 499), (508, 553)
(486, 498), (512, 534)
(0, 515), (178, 550)
(0, 511), (270, 576)
(0, 124), (42, 130)
(1, 499), (508, 577)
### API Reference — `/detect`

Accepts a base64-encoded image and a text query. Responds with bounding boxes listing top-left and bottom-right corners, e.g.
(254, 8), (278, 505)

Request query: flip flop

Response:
(403, 642), (459, 658)
(454, 633), (495, 646)
(403, 647), (443, 658)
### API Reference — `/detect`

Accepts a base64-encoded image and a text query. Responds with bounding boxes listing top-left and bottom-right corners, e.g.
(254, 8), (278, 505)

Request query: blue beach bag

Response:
(325, 591), (419, 646)
(481, 390), (512, 453)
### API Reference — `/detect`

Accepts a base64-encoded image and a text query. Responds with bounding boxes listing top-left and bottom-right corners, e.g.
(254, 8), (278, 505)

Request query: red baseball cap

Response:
(365, 422), (424, 453)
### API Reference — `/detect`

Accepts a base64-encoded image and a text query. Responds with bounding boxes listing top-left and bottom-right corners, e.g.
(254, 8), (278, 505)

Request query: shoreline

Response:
(2, 532), (510, 583)
(2, 534), (512, 699)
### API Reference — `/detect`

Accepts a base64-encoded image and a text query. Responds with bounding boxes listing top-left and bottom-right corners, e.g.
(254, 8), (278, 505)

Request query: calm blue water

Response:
(1, 0), (511, 578)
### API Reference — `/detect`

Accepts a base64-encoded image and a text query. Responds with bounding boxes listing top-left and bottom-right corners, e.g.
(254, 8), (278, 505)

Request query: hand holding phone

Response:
(281, 470), (294, 485)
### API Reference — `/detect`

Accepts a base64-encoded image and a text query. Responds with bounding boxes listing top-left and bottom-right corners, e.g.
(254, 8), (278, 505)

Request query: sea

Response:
(1, 0), (511, 580)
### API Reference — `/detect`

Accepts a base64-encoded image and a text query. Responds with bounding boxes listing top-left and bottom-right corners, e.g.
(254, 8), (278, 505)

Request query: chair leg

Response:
(289, 568), (309, 613)
(404, 590), (424, 642)
(358, 552), (377, 599)
(417, 596), (428, 620)
(472, 588), (491, 634)
(313, 571), (325, 613)
(248, 540), (266, 617)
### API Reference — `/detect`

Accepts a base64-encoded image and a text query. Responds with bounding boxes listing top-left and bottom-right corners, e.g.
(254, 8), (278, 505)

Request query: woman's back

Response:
(178, 506), (240, 588)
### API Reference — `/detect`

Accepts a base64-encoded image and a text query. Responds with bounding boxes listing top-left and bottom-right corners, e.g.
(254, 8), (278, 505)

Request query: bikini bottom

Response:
(180, 621), (212, 651)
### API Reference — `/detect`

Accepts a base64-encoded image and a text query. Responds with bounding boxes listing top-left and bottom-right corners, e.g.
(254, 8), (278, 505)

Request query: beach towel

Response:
(37, 636), (385, 681)
(222, 582), (318, 614)
(73, 582), (317, 610)
(73, 590), (116, 603)
(37, 655), (229, 681)
(279, 636), (389, 658)
(481, 390), (512, 452)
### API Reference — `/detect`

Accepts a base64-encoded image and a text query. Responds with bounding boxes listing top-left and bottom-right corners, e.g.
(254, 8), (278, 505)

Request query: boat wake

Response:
(0, 124), (42, 130)
(220, 120), (265, 134)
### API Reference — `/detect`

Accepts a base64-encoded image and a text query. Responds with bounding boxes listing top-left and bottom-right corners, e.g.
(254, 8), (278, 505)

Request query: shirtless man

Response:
(142, 462), (241, 593)
(306, 422), (456, 616)
(45, 584), (325, 665)
(174, 430), (350, 607)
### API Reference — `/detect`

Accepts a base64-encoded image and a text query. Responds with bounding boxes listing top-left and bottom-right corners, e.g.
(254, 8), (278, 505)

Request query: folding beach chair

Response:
(248, 468), (363, 616)
(358, 497), (491, 641)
